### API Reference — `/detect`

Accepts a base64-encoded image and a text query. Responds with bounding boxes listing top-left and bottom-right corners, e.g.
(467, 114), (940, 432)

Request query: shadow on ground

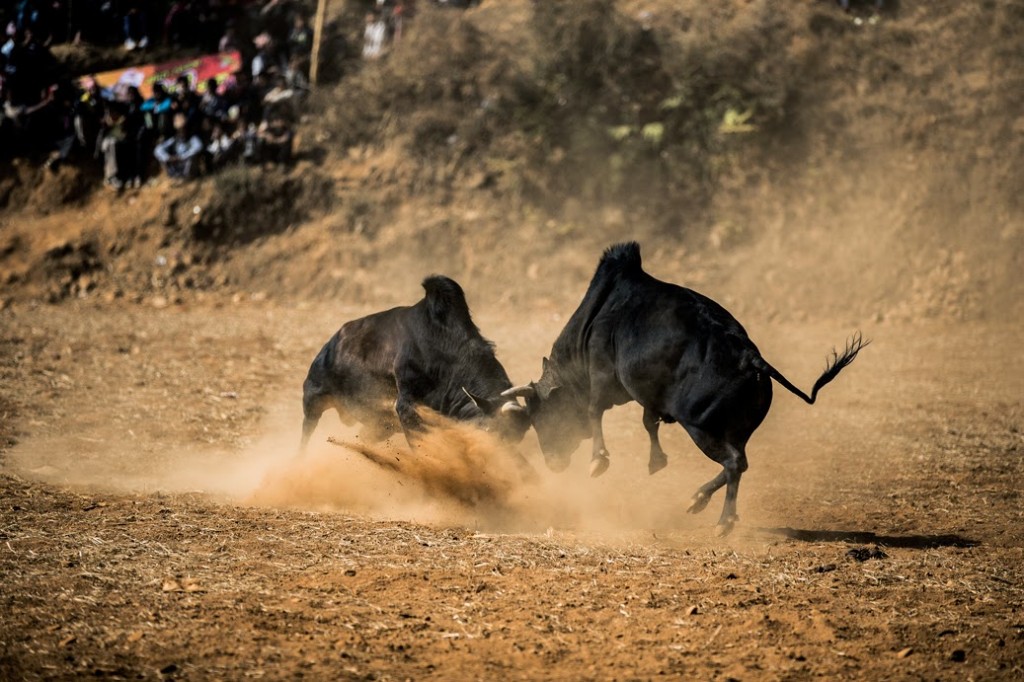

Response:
(755, 527), (979, 549)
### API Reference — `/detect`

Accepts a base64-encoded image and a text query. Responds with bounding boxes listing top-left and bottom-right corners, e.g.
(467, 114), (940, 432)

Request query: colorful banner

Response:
(83, 51), (243, 98)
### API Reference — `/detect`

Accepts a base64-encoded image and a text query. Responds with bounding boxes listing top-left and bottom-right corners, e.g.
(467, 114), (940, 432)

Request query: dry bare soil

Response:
(2, 0), (1023, 679)
(0, 299), (1021, 680)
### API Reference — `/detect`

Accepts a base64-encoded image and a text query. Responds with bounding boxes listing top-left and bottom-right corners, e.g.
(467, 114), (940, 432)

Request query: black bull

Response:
(502, 242), (867, 536)
(300, 276), (531, 453)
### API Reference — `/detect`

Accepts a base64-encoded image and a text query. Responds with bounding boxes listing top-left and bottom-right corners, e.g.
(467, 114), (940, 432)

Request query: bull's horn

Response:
(501, 384), (536, 399)
(500, 400), (526, 414)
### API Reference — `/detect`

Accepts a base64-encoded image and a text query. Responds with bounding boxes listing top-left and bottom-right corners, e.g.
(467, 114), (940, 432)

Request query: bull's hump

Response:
(420, 275), (481, 335)
(599, 241), (643, 272)
(421, 275), (467, 304)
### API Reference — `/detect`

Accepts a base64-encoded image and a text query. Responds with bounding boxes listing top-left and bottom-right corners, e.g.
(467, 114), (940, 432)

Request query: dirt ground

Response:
(0, 297), (1021, 680)
(2, 1), (1023, 679)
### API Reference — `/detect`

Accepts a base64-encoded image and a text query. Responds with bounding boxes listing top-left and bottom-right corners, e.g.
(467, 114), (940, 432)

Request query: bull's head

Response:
(501, 358), (589, 472)
(462, 388), (531, 443)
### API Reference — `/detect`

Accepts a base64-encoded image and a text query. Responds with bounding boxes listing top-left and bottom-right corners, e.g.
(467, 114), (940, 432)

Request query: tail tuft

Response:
(760, 331), (869, 404)
(811, 332), (869, 401)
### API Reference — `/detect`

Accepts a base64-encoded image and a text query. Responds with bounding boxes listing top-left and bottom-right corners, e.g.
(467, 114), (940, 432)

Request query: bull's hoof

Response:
(686, 491), (710, 514)
(715, 515), (739, 538)
(648, 453), (668, 475)
(589, 455), (610, 478)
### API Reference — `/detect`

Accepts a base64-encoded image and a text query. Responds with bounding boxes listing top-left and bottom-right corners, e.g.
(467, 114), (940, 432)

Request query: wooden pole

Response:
(309, 0), (329, 86)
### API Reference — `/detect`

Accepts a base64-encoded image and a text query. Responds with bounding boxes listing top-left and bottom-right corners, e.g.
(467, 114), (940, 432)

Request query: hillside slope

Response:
(1, 0), (1021, 323)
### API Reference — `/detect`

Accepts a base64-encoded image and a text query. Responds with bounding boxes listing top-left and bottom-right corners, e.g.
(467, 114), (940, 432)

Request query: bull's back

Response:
(333, 309), (408, 372)
(607, 278), (768, 425)
(610, 277), (754, 364)
(305, 307), (411, 401)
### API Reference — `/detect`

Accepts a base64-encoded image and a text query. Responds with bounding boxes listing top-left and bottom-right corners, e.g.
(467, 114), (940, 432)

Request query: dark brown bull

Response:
(301, 276), (530, 452)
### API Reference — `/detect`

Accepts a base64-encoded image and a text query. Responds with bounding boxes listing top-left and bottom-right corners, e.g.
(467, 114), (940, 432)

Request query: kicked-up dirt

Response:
(0, 299), (1021, 680)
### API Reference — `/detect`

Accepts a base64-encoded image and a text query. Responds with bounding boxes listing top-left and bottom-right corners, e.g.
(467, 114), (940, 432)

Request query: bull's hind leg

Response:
(643, 408), (668, 475)
(685, 470), (726, 515)
(683, 425), (748, 537)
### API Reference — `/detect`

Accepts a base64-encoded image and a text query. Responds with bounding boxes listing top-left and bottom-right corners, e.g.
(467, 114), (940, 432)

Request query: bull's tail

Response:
(755, 332), (868, 405)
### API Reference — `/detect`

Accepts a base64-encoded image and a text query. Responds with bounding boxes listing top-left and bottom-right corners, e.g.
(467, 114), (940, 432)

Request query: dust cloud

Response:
(244, 407), (656, 532)
(6, 394), (734, 535)
(246, 411), (517, 521)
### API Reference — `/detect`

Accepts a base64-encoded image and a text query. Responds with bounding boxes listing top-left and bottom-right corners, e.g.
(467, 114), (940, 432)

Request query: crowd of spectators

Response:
(2, 0), (480, 189)
(1, 1), (314, 187)
(88, 66), (304, 189)
(3, 1), (277, 53)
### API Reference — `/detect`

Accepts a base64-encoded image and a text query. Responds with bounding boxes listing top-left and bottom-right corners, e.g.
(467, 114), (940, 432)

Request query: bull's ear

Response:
(462, 387), (496, 414)
(542, 357), (550, 373)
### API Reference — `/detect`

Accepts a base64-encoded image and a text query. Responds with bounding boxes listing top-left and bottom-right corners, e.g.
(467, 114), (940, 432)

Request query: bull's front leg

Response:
(588, 404), (610, 478)
(587, 360), (625, 478)
(394, 354), (428, 448)
(394, 391), (425, 446)
(643, 407), (668, 475)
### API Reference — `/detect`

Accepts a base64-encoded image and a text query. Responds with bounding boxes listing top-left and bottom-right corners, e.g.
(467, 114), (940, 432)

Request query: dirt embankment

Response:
(1, 0), (1022, 324)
